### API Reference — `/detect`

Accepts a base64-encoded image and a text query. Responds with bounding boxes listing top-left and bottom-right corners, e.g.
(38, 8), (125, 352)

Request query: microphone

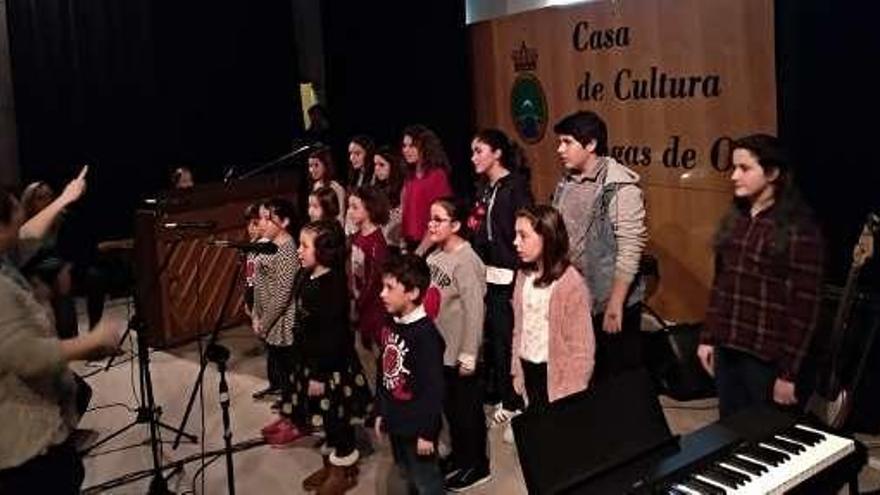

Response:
(161, 221), (217, 230)
(210, 240), (278, 254)
(222, 165), (236, 185)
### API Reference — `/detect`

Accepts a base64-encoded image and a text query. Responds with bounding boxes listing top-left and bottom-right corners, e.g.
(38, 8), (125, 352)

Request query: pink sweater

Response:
(511, 265), (595, 403)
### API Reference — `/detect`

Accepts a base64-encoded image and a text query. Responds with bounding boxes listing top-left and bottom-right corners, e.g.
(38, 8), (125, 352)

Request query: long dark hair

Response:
(714, 134), (812, 254)
(262, 197), (298, 235)
(349, 135), (375, 188)
(431, 196), (472, 240)
(1, 187), (17, 226)
(473, 128), (531, 186)
(308, 145), (336, 185)
(311, 186), (340, 221)
(351, 185), (390, 226)
(402, 124), (450, 176)
(301, 219), (346, 269)
(515, 204), (570, 287)
(373, 146), (405, 208)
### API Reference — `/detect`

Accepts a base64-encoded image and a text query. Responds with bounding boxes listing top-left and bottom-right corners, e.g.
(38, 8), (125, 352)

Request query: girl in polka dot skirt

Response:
(291, 219), (372, 493)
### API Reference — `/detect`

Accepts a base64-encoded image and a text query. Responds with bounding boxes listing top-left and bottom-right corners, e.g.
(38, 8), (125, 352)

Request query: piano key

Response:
(711, 463), (751, 485)
(778, 428), (819, 446)
(726, 455), (768, 474)
(753, 444), (791, 463)
(738, 445), (782, 466)
(687, 475), (728, 494)
(666, 485), (694, 495)
(789, 425), (827, 444)
(729, 426), (855, 494)
(776, 432), (815, 448)
(672, 484), (703, 495)
(699, 466), (741, 488)
(764, 437), (806, 454)
(758, 442), (798, 461)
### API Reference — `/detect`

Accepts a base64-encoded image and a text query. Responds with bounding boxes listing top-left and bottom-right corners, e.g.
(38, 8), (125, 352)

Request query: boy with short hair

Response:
(374, 254), (446, 494)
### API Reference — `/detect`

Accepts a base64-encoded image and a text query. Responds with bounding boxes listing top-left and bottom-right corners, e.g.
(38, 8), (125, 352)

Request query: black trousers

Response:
(53, 295), (79, 340)
(592, 303), (643, 385)
(484, 284), (524, 411)
(714, 347), (777, 418)
(443, 366), (488, 471)
(0, 436), (83, 495)
(266, 344), (294, 392)
(521, 359), (549, 413)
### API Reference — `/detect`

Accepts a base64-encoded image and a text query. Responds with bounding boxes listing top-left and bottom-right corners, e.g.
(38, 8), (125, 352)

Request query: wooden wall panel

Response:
(469, 0), (776, 321)
(135, 173), (299, 348)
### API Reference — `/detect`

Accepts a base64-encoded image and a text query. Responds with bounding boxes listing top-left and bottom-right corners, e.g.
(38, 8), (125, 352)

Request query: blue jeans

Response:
(390, 434), (444, 495)
(714, 346), (776, 418)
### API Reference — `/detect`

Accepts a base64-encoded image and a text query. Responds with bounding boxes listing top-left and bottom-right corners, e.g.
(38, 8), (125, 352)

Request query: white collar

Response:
(394, 305), (427, 325)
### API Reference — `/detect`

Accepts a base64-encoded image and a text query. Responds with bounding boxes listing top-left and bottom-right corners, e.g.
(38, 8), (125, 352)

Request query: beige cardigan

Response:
(511, 265), (595, 403)
(0, 265), (77, 469)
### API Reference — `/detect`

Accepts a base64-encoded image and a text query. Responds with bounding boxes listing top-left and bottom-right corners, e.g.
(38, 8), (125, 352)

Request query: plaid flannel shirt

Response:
(702, 207), (824, 380)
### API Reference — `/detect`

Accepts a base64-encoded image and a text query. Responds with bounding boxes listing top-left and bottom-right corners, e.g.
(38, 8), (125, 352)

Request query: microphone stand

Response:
(233, 144), (314, 182)
(83, 234), (197, 494)
(171, 250), (246, 453)
(206, 343), (236, 495)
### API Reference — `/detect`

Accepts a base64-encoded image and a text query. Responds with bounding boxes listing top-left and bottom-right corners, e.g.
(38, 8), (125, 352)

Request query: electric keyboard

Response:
(566, 407), (866, 494)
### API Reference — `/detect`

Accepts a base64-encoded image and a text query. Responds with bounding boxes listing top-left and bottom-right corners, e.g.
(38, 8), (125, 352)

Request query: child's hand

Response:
(251, 317), (261, 336)
(416, 437), (434, 456)
(307, 380), (325, 396)
(373, 416), (383, 439)
(457, 355), (476, 376)
(513, 375), (524, 396)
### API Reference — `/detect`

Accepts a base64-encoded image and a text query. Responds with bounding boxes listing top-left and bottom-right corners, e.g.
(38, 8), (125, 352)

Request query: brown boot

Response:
(302, 456), (330, 491)
(316, 465), (357, 495)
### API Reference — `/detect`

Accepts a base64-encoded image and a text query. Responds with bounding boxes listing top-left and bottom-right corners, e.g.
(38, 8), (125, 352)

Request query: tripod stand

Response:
(83, 311), (197, 493)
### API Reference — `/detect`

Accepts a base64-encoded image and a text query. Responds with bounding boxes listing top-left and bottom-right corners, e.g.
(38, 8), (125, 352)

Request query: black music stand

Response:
(512, 368), (674, 495)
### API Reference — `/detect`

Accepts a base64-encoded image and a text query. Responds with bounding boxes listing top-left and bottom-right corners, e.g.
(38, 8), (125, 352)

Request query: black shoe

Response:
(252, 386), (278, 400)
(440, 455), (461, 480)
(446, 466), (492, 492)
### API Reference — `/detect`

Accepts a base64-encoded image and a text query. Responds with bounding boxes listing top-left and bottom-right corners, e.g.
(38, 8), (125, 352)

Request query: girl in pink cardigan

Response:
(511, 205), (595, 411)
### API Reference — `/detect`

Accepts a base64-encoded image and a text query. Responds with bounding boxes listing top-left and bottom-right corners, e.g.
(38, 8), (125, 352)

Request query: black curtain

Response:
(775, 0), (880, 287)
(320, 0), (474, 198)
(8, 0), (302, 243)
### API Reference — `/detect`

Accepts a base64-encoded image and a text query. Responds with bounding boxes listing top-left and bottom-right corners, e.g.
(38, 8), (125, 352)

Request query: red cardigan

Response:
(511, 265), (595, 403)
(401, 168), (451, 244)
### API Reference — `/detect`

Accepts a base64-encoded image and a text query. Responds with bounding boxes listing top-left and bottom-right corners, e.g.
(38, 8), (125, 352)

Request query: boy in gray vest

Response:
(551, 111), (647, 384)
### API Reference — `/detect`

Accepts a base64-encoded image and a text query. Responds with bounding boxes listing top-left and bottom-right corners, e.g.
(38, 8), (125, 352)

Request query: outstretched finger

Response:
(77, 165), (89, 179)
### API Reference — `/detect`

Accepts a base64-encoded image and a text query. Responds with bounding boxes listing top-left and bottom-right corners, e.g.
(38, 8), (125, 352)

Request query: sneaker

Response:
(502, 424), (515, 444)
(446, 466), (492, 492)
(490, 406), (521, 427)
(265, 419), (306, 448)
(71, 428), (101, 453)
(440, 456), (460, 480)
(252, 386), (279, 400)
(261, 417), (287, 437)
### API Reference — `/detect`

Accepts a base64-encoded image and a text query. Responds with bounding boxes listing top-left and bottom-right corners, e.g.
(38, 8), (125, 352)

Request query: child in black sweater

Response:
(294, 220), (372, 493)
(375, 254), (446, 494)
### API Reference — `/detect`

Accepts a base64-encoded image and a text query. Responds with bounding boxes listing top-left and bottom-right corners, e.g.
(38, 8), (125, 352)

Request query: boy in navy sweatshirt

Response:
(374, 254), (446, 494)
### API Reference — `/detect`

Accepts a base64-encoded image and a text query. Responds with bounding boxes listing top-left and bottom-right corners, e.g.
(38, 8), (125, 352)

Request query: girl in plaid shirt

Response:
(698, 135), (823, 418)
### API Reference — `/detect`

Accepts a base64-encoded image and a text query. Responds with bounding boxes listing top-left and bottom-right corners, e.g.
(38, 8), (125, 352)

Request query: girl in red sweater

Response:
(400, 125), (452, 256)
(347, 186), (391, 350)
